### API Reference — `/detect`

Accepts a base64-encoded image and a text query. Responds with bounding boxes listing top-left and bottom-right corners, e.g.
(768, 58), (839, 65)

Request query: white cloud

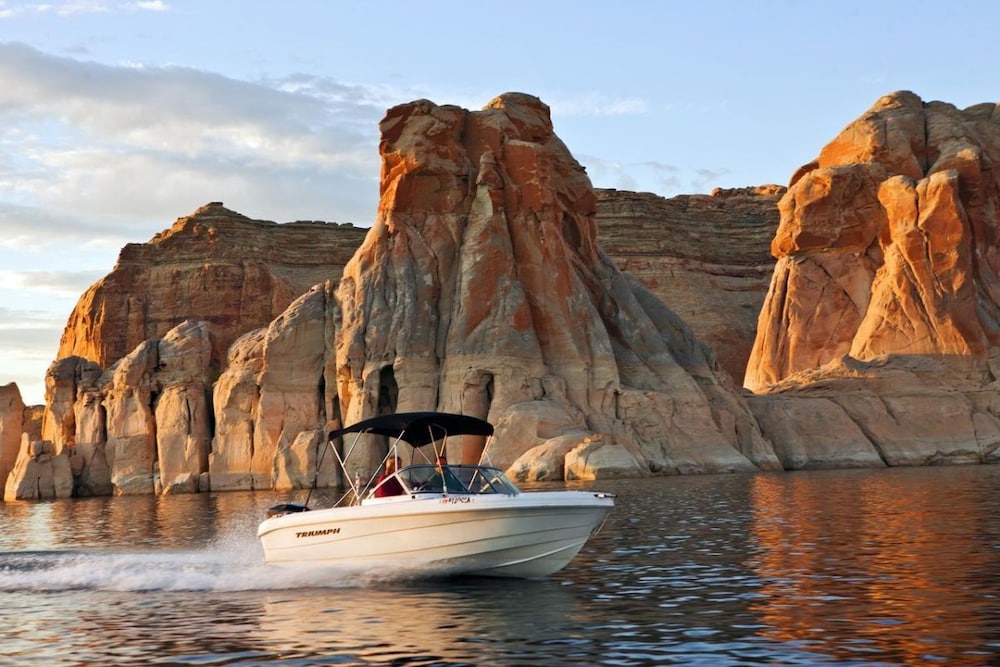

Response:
(0, 201), (129, 247)
(639, 161), (683, 193)
(575, 153), (692, 196)
(0, 44), (376, 155)
(0, 304), (65, 324)
(127, 0), (168, 11)
(54, 1), (108, 16)
(0, 42), (401, 401)
(0, 42), (387, 228)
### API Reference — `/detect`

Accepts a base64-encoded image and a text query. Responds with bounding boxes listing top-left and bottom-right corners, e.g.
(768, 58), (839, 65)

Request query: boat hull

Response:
(257, 491), (613, 578)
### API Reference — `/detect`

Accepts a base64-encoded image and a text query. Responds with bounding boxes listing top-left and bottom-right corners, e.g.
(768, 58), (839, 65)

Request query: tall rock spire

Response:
(335, 93), (777, 478)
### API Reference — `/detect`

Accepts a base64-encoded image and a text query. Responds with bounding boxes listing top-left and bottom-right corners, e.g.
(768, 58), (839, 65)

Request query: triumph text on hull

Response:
(257, 412), (615, 578)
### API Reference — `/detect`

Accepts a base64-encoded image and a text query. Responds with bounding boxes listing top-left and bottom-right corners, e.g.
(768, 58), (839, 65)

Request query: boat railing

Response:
(317, 413), (504, 506)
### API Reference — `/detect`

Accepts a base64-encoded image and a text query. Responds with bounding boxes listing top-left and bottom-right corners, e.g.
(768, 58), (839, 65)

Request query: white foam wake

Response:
(0, 529), (370, 593)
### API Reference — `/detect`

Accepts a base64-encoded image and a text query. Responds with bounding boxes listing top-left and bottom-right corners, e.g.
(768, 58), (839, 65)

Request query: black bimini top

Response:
(327, 411), (494, 448)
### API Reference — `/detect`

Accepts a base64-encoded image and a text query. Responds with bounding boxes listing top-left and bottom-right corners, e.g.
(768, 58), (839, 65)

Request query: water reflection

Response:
(2, 467), (999, 665)
(6, 491), (289, 554)
(748, 467), (1000, 666)
(54, 592), (273, 665)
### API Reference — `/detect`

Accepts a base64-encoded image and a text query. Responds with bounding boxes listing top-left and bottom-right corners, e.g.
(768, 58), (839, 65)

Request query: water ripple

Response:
(1, 467), (999, 665)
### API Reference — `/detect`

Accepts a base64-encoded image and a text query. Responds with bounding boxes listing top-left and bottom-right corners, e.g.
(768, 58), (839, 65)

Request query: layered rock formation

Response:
(745, 91), (1000, 467)
(332, 93), (779, 479)
(57, 203), (367, 369)
(595, 186), (782, 384)
(13, 206), (366, 498)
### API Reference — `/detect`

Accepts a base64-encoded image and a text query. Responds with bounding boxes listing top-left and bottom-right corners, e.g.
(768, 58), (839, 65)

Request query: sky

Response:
(1, 0), (998, 404)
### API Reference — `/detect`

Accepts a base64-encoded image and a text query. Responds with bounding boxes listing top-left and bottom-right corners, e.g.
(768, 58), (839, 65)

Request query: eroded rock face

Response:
(3, 437), (73, 501)
(154, 320), (215, 494)
(596, 186), (783, 385)
(103, 340), (159, 495)
(745, 91), (1000, 467)
(335, 93), (780, 479)
(57, 203), (367, 370)
(747, 92), (1000, 390)
(209, 329), (266, 491)
(256, 284), (340, 491)
(41, 356), (112, 498)
(0, 384), (25, 491)
(210, 284), (342, 493)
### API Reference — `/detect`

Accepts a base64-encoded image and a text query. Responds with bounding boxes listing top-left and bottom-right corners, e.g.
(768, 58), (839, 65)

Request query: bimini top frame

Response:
(327, 411), (494, 448)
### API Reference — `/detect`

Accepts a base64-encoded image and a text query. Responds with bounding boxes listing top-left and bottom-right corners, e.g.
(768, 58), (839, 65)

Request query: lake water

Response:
(2, 465), (999, 666)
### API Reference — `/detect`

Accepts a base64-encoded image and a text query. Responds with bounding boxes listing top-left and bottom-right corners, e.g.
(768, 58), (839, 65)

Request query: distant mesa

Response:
(57, 202), (369, 370)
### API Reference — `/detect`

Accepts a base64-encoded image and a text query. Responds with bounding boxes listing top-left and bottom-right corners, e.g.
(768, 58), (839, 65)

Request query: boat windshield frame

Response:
(370, 464), (520, 498)
(320, 412), (503, 507)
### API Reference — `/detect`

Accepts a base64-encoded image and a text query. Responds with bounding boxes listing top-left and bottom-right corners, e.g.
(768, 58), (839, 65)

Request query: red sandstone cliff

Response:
(56, 203), (367, 370)
(745, 91), (1000, 468)
(330, 94), (778, 480)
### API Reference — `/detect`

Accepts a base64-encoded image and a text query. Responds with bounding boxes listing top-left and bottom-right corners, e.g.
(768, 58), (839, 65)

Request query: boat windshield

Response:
(396, 464), (520, 495)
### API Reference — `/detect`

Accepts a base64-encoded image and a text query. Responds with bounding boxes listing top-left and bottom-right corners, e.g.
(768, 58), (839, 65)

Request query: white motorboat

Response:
(257, 412), (615, 578)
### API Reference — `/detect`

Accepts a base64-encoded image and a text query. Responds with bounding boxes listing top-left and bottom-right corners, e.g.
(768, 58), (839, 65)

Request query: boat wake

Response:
(0, 531), (398, 593)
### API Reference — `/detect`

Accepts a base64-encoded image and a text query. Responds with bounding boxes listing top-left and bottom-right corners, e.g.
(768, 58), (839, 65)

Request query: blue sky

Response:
(1, 0), (998, 404)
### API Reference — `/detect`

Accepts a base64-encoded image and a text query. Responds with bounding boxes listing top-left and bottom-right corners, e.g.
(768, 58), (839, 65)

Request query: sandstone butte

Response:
(746, 90), (1000, 469)
(3, 90), (998, 500)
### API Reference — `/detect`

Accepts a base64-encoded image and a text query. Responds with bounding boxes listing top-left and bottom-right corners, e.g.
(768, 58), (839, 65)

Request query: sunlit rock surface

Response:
(0, 384), (25, 494)
(746, 91), (1000, 467)
(3, 437), (73, 501)
(334, 93), (778, 479)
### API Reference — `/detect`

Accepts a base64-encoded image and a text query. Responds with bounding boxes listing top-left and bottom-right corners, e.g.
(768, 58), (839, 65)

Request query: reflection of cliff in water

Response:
(258, 579), (583, 664)
(747, 467), (1000, 666)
